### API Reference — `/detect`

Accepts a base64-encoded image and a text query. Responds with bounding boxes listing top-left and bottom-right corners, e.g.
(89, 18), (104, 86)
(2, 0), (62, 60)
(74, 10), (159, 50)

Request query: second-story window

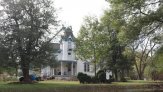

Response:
(68, 52), (71, 55)
(68, 41), (71, 49)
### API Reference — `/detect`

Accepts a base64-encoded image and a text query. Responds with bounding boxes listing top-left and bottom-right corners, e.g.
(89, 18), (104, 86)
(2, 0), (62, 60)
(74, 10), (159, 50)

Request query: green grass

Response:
(112, 80), (161, 85)
(0, 80), (81, 92)
(0, 80), (79, 89)
(0, 80), (162, 92)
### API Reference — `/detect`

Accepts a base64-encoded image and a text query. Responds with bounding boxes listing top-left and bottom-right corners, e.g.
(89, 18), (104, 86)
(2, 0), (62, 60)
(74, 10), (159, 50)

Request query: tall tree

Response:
(100, 6), (134, 81)
(76, 16), (134, 81)
(0, 0), (58, 83)
(149, 45), (163, 80)
(103, 0), (163, 80)
(76, 16), (97, 76)
(75, 16), (106, 76)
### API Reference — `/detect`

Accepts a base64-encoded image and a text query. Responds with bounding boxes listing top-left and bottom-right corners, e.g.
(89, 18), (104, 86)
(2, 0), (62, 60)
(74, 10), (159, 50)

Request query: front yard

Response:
(0, 80), (163, 92)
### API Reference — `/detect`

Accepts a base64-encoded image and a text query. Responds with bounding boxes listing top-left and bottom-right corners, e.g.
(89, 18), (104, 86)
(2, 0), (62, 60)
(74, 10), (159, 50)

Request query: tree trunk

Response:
(22, 67), (31, 83)
(121, 70), (125, 79)
(21, 63), (32, 83)
(114, 69), (118, 81)
(94, 62), (97, 76)
(138, 71), (144, 80)
(15, 65), (18, 77)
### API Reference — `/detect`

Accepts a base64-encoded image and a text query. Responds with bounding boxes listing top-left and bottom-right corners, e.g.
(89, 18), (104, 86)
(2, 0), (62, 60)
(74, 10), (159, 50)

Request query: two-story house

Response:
(41, 27), (94, 79)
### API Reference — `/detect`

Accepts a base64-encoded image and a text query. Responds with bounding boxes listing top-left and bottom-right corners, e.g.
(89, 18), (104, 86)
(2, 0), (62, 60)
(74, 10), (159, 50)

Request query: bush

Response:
(77, 70), (113, 84)
(91, 76), (98, 83)
(110, 75), (115, 82)
(97, 70), (107, 83)
(77, 72), (92, 84)
(120, 77), (127, 82)
(77, 72), (84, 83)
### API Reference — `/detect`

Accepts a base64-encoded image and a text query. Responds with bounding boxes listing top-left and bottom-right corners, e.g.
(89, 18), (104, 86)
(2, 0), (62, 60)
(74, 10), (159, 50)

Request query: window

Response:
(68, 49), (72, 51)
(68, 41), (71, 49)
(87, 64), (90, 72)
(68, 53), (71, 55)
(84, 62), (90, 72)
(69, 37), (72, 41)
(58, 49), (61, 53)
(84, 63), (86, 72)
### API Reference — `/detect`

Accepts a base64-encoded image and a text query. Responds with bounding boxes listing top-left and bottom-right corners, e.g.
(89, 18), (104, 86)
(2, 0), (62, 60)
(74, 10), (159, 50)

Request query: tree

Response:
(0, 0), (58, 83)
(75, 16), (112, 76)
(76, 16), (134, 81)
(75, 16), (101, 76)
(149, 45), (163, 80)
(100, 7), (135, 81)
(103, 0), (163, 80)
(104, 30), (134, 81)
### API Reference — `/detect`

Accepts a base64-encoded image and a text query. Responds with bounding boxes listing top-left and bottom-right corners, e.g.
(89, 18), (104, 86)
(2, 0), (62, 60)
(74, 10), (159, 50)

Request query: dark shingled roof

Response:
(50, 43), (60, 50)
(61, 26), (75, 41)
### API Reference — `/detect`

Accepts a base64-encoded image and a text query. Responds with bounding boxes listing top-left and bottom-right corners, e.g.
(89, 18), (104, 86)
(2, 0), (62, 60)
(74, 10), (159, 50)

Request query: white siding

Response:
(41, 30), (95, 77)
(58, 40), (75, 61)
(77, 60), (95, 76)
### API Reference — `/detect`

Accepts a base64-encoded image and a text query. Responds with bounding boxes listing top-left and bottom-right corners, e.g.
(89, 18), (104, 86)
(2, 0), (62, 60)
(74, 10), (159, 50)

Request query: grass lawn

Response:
(0, 80), (79, 92)
(0, 80), (163, 92)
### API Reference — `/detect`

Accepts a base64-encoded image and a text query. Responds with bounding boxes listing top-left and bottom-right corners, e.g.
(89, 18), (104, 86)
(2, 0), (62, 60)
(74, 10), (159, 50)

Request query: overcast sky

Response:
(54, 0), (109, 37)
(0, 0), (109, 37)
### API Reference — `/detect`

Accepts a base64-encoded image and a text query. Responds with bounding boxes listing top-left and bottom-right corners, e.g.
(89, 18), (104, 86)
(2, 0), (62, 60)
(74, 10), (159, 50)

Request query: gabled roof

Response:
(50, 43), (60, 50)
(61, 26), (75, 41)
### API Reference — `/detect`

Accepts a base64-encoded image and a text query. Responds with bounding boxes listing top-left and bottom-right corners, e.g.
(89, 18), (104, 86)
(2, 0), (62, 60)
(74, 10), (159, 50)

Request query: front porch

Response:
(58, 60), (77, 76)
(41, 60), (77, 80)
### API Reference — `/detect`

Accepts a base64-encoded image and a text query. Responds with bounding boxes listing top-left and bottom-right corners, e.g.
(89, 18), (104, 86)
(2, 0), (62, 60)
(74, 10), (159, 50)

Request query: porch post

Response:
(71, 62), (74, 76)
(52, 68), (54, 76)
(61, 61), (63, 75)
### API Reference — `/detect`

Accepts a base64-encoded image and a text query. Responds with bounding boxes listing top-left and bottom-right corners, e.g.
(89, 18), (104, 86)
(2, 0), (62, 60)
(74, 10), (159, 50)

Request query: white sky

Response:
(54, 0), (109, 37)
(0, 0), (109, 37)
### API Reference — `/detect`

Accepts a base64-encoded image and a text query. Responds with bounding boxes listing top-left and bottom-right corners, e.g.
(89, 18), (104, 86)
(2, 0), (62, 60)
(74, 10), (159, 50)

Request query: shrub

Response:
(120, 77), (127, 82)
(77, 70), (113, 84)
(77, 72), (85, 83)
(97, 70), (106, 83)
(91, 76), (98, 83)
(77, 72), (92, 84)
(109, 75), (114, 82)
(85, 75), (92, 83)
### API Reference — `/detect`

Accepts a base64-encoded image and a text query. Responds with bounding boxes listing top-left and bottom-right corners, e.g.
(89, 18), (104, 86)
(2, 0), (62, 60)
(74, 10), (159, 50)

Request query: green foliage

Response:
(77, 72), (92, 84)
(75, 16), (110, 75)
(0, 0), (58, 83)
(77, 14), (134, 80)
(77, 72), (112, 84)
(106, 0), (163, 42)
(0, 67), (16, 75)
(152, 46), (163, 73)
(75, 16), (101, 60)
(96, 70), (107, 83)
(103, 0), (163, 80)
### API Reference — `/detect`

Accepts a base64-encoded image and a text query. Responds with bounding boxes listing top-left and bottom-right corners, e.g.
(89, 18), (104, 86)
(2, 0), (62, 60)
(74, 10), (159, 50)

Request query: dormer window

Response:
(69, 38), (72, 41)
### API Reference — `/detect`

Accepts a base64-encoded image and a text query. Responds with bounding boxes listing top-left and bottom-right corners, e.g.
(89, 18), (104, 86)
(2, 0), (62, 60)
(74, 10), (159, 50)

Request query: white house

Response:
(41, 27), (95, 79)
